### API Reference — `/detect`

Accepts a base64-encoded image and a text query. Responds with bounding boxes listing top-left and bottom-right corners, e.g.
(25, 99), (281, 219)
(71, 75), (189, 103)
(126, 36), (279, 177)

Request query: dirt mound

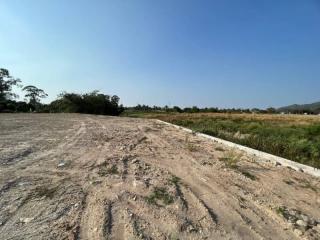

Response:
(0, 114), (319, 239)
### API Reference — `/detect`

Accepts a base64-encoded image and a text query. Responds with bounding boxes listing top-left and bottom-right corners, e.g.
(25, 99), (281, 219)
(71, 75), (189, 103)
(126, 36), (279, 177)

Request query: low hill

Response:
(278, 101), (320, 114)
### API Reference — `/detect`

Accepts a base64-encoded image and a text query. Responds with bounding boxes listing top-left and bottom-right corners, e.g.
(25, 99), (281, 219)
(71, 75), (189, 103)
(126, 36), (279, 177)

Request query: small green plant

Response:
(276, 206), (286, 216)
(169, 175), (181, 185)
(219, 150), (242, 169)
(145, 187), (174, 206)
(108, 165), (119, 174)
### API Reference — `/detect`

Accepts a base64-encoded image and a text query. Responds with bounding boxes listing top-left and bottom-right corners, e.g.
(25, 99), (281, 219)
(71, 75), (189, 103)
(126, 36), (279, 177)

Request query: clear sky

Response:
(1, 0), (320, 108)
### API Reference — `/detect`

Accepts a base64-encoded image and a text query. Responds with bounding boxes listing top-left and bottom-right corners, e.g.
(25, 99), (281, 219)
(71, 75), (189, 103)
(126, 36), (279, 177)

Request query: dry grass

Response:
(125, 112), (320, 168)
(141, 112), (320, 125)
(219, 149), (243, 169)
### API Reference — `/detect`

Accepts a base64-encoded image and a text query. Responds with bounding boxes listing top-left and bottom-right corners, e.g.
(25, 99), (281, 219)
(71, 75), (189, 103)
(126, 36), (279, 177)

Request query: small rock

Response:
(288, 217), (296, 224)
(58, 162), (65, 168)
(294, 228), (303, 236)
(288, 222), (295, 229)
(19, 217), (33, 224)
(296, 220), (308, 227)
(288, 209), (298, 216)
(187, 225), (196, 233)
(131, 159), (139, 164)
(300, 214), (309, 223)
(18, 182), (30, 187)
(133, 179), (147, 188)
(309, 219), (317, 226)
(296, 220), (308, 231)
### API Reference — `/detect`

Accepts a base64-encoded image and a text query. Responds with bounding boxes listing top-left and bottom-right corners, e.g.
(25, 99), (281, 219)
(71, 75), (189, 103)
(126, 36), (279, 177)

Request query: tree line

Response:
(127, 104), (279, 114)
(2, 68), (318, 116)
(129, 104), (320, 115)
(129, 105), (320, 115)
(0, 68), (123, 115)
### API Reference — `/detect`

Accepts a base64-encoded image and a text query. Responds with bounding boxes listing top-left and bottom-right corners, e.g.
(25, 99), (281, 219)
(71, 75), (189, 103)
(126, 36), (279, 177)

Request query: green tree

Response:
(191, 106), (200, 113)
(0, 68), (21, 101)
(23, 85), (48, 110)
(266, 107), (276, 114)
(173, 106), (182, 113)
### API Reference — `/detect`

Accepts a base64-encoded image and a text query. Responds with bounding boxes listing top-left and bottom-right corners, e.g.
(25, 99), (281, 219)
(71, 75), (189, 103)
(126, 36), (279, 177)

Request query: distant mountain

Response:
(278, 101), (320, 114)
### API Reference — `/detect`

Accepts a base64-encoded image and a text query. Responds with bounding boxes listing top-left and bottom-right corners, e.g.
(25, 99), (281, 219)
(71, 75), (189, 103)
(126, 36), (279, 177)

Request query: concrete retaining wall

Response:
(156, 120), (320, 178)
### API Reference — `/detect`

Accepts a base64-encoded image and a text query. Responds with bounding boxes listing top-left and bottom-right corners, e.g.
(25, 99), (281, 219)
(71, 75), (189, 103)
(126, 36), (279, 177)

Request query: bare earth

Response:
(0, 114), (319, 240)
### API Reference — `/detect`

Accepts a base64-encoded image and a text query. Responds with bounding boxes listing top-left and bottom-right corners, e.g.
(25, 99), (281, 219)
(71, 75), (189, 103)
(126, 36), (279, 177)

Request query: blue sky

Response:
(1, 0), (320, 108)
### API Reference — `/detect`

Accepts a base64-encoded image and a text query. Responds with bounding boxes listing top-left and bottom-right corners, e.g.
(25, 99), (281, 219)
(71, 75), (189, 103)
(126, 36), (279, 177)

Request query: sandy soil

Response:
(0, 114), (319, 240)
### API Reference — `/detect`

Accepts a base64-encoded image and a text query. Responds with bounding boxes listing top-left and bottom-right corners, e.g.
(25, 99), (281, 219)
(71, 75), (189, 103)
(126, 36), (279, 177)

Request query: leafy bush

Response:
(0, 100), (33, 113)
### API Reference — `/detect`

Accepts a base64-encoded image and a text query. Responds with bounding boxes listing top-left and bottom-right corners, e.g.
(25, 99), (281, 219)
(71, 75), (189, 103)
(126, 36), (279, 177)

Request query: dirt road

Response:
(0, 114), (319, 240)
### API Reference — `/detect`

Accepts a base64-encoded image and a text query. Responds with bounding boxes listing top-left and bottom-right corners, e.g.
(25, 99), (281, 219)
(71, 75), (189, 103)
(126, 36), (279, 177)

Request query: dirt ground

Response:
(0, 114), (319, 240)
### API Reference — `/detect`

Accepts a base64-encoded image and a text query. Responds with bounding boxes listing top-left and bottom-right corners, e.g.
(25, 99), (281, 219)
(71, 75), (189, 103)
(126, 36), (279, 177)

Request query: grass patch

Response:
(145, 187), (174, 206)
(276, 206), (286, 216)
(186, 117), (320, 168)
(219, 150), (242, 169)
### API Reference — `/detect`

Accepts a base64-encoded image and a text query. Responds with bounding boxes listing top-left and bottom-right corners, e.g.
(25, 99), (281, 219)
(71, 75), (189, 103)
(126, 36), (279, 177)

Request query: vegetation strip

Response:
(156, 120), (320, 178)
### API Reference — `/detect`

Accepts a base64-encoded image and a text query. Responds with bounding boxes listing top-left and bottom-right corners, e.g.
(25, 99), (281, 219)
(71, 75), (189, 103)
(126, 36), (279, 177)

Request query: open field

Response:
(0, 114), (320, 239)
(123, 112), (320, 169)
